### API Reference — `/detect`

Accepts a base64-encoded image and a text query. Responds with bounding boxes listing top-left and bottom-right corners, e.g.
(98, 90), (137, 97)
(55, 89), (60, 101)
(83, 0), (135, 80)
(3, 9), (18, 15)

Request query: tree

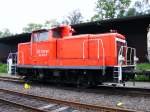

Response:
(22, 23), (43, 33)
(126, 8), (138, 17)
(44, 19), (60, 29)
(143, 0), (150, 4)
(135, 0), (150, 14)
(91, 0), (131, 21)
(0, 28), (13, 38)
(62, 9), (83, 25)
(126, 0), (150, 16)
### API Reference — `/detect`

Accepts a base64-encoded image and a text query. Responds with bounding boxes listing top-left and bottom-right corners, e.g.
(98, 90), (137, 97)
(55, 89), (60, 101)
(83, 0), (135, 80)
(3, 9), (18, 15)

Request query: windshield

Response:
(32, 31), (49, 42)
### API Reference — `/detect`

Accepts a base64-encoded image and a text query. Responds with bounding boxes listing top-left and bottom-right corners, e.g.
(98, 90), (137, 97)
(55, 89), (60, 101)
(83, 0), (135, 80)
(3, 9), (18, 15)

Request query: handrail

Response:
(83, 39), (105, 66)
(7, 53), (18, 64)
(7, 52), (18, 75)
(118, 46), (136, 66)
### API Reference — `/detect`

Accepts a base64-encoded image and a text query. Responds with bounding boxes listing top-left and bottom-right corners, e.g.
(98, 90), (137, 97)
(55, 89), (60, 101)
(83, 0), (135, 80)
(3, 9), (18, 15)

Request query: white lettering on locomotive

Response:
(36, 49), (49, 57)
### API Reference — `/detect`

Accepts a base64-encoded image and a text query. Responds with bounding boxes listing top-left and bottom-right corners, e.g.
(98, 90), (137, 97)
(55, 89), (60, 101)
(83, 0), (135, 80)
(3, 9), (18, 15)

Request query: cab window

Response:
(52, 28), (62, 38)
(32, 31), (49, 42)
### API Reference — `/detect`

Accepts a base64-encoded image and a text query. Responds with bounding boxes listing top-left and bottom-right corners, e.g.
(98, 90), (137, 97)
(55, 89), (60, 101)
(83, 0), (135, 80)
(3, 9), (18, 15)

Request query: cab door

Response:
(31, 33), (38, 65)
(88, 35), (105, 66)
(30, 30), (50, 65)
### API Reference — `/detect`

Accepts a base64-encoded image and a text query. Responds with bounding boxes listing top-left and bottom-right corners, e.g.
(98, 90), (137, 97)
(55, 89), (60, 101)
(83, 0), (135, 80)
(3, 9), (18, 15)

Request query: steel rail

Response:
(0, 76), (19, 80)
(0, 97), (48, 112)
(0, 76), (23, 82)
(0, 88), (138, 112)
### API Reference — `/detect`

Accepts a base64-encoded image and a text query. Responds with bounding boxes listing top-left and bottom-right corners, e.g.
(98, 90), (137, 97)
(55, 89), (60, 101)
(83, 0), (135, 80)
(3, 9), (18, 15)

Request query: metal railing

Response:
(7, 53), (18, 75)
(118, 46), (137, 66)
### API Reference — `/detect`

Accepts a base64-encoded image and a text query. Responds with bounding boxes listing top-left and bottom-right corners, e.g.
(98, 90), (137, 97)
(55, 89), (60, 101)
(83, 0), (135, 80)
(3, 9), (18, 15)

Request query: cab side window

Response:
(52, 28), (62, 38)
(38, 32), (49, 41)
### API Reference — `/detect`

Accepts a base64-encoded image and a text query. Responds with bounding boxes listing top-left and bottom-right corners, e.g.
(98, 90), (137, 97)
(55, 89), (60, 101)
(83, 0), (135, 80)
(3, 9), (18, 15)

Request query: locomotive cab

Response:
(31, 25), (73, 41)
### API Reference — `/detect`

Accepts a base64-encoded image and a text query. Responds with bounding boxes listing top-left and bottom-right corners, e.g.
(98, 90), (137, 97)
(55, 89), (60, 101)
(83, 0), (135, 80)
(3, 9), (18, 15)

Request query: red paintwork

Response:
(18, 25), (125, 67)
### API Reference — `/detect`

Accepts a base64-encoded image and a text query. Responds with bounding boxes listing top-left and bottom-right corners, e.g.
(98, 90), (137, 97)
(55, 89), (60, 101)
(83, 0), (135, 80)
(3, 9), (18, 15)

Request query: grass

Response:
(137, 63), (150, 71)
(134, 75), (150, 81)
(0, 63), (7, 73)
(134, 63), (150, 81)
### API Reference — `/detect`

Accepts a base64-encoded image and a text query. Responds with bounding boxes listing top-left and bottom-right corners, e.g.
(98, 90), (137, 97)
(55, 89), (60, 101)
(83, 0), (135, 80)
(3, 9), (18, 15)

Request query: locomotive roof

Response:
(32, 29), (48, 33)
(65, 32), (125, 39)
(32, 25), (70, 31)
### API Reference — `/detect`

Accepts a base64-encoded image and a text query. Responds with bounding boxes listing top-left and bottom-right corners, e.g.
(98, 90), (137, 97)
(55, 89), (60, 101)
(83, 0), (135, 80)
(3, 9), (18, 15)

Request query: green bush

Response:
(0, 64), (7, 73)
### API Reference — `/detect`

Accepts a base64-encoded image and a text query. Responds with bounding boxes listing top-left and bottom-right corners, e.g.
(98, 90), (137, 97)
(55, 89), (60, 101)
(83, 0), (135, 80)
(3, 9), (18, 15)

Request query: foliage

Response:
(0, 28), (13, 38)
(22, 23), (43, 33)
(126, 0), (150, 17)
(62, 9), (83, 25)
(22, 19), (60, 33)
(91, 0), (150, 21)
(0, 64), (7, 73)
(126, 8), (139, 17)
(22, 10), (83, 33)
(91, 0), (131, 21)
(143, 0), (149, 3)
(44, 19), (60, 29)
(134, 0), (150, 15)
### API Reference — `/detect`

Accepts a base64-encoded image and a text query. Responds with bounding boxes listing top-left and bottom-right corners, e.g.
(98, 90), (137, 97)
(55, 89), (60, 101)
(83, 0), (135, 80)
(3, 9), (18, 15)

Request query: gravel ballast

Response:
(0, 81), (149, 111)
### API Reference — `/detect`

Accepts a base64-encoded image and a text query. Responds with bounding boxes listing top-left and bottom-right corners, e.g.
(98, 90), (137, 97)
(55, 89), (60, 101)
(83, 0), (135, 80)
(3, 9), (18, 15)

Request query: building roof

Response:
(73, 14), (150, 35)
(0, 33), (31, 44)
(0, 14), (150, 44)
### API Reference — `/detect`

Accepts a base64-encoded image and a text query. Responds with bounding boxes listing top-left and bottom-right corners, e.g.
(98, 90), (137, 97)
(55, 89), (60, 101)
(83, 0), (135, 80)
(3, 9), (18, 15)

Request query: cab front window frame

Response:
(32, 31), (49, 42)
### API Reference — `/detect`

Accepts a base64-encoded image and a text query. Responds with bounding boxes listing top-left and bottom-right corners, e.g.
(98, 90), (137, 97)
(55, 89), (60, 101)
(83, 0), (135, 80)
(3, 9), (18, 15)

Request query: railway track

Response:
(0, 97), (46, 112)
(0, 76), (22, 82)
(0, 76), (149, 111)
(0, 100), (33, 112)
(0, 88), (137, 112)
(1, 76), (150, 96)
(0, 76), (150, 96)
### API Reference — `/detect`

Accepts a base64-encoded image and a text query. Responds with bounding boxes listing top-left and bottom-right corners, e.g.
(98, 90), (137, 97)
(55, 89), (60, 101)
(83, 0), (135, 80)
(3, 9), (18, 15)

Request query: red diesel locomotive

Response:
(11, 25), (138, 86)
